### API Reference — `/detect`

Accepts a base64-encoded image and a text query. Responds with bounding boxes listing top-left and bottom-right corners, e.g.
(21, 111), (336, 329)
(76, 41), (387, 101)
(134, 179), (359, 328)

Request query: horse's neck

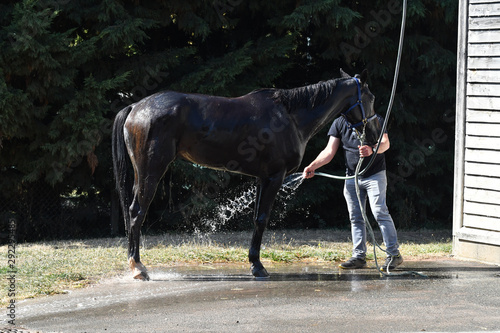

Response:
(291, 90), (349, 141)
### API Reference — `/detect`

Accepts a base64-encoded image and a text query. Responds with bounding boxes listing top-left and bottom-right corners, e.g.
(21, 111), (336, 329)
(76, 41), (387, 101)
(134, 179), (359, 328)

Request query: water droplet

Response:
(194, 173), (304, 233)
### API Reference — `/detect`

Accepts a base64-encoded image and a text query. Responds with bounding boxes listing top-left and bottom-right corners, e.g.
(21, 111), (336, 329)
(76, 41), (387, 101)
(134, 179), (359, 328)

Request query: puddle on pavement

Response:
(147, 262), (456, 282)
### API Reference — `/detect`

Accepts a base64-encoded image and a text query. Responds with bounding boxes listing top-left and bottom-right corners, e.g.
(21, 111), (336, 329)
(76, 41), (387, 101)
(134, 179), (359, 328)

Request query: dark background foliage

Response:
(0, 0), (457, 242)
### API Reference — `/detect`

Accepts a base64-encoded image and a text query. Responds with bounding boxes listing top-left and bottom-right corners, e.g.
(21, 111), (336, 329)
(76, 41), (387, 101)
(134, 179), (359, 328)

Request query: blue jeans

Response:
(343, 171), (400, 258)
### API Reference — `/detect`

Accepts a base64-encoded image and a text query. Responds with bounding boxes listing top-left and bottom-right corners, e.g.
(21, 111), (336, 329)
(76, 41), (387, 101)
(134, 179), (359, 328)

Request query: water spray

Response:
(206, 172), (305, 233)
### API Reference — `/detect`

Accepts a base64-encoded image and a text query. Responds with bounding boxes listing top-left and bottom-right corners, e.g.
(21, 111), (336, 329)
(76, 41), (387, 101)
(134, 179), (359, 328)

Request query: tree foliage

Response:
(0, 0), (458, 240)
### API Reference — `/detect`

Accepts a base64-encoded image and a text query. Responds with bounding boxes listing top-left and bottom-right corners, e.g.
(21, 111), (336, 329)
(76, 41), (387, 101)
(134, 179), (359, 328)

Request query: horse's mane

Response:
(272, 78), (343, 111)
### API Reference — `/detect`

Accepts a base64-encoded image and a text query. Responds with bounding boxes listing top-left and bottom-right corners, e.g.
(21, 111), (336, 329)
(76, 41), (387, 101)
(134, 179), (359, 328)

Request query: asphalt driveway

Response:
(8, 259), (500, 333)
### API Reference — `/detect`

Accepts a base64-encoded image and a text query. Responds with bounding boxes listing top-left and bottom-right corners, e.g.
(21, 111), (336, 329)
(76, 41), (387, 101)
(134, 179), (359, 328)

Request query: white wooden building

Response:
(453, 0), (500, 264)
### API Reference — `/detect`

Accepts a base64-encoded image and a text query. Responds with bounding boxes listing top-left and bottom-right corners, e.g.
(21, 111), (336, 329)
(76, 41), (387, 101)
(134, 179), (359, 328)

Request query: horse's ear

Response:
(340, 68), (351, 79)
(359, 69), (369, 85)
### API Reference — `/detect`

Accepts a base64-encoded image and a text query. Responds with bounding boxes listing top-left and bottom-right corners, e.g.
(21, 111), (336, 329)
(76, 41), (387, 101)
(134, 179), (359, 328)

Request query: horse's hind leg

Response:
(127, 139), (174, 280)
(128, 182), (156, 280)
(249, 171), (286, 278)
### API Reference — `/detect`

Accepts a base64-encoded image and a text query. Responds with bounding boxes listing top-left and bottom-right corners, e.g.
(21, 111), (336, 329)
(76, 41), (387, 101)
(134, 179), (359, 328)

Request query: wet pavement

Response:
(9, 259), (500, 333)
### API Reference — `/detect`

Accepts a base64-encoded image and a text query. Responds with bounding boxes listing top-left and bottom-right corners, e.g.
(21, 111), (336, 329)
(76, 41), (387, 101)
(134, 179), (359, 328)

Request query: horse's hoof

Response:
(129, 258), (149, 281)
(133, 271), (150, 281)
(251, 264), (270, 279)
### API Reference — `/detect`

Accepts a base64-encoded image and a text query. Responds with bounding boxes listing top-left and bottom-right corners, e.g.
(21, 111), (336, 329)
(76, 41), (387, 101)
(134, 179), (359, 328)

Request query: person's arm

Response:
(358, 133), (390, 158)
(303, 136), (341, 178)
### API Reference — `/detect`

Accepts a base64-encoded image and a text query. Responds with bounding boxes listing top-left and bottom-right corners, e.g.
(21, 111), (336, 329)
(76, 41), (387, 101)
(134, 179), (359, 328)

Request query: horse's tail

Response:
(112, 105), (133, 235)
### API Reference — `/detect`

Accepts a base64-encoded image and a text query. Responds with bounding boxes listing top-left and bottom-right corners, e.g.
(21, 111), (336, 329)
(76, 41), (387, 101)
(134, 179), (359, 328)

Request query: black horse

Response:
(112, 69), (380, 280)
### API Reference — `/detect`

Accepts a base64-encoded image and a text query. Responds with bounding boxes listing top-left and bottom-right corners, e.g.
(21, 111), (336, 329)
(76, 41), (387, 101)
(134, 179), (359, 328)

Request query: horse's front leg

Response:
(249, 172), (286, 278)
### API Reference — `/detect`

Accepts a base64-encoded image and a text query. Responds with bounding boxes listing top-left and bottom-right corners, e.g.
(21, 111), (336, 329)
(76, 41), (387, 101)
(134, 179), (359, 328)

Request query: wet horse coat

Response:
(112, 70), (379, 280)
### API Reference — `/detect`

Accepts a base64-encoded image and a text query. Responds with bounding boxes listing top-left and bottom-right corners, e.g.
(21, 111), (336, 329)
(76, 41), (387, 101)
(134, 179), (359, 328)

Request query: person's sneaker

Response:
(339, 257), (367, 269)
(380, 253), (403, 271)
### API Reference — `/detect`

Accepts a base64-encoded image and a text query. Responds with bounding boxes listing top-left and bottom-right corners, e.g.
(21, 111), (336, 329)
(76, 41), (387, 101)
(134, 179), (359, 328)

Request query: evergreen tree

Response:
(0, 0), (458, 240)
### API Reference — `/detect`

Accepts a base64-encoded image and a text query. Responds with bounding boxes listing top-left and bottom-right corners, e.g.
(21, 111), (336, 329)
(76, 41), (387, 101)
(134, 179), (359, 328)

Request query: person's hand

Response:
(358, 145), (373, 158)
(303, 166), (315, 179)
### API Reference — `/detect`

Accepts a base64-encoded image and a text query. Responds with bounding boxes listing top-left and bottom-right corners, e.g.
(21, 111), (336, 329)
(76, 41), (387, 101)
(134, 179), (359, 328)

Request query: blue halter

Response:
(342, 78), (377, 130)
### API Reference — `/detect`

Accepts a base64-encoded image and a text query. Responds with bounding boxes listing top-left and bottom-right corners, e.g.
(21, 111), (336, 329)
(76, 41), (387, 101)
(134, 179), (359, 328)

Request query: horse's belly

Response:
(177, 131), (301, 178)
(177, 136), (242, 169)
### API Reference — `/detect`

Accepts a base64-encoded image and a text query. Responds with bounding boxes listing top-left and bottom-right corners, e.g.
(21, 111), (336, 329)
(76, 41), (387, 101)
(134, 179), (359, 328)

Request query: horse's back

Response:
(123, 89), (301, 177)
(128, 89), (278, 122)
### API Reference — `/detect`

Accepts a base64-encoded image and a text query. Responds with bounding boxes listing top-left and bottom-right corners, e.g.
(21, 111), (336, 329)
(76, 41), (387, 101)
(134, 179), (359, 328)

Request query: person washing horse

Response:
(303, 114), (403, 271)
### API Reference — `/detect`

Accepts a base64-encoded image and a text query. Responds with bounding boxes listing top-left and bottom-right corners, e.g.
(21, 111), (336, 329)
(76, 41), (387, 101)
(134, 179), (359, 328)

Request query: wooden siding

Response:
(454, 0), (500, 260)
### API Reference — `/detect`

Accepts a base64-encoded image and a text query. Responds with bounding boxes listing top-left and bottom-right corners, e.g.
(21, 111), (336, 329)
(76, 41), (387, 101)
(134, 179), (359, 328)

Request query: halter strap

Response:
(341, 78), (377, 130)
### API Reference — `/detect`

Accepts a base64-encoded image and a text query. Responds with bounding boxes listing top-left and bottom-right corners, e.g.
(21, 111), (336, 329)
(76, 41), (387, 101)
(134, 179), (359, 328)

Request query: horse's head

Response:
(340, 69), (381, 146)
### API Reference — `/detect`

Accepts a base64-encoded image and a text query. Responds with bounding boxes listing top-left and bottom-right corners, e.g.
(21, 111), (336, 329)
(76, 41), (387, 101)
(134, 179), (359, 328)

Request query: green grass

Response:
(0, 229), (452, 306)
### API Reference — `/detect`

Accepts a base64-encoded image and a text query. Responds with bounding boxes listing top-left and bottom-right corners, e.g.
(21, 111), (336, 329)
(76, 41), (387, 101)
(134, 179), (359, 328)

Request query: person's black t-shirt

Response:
(327, 116), (386, 177)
